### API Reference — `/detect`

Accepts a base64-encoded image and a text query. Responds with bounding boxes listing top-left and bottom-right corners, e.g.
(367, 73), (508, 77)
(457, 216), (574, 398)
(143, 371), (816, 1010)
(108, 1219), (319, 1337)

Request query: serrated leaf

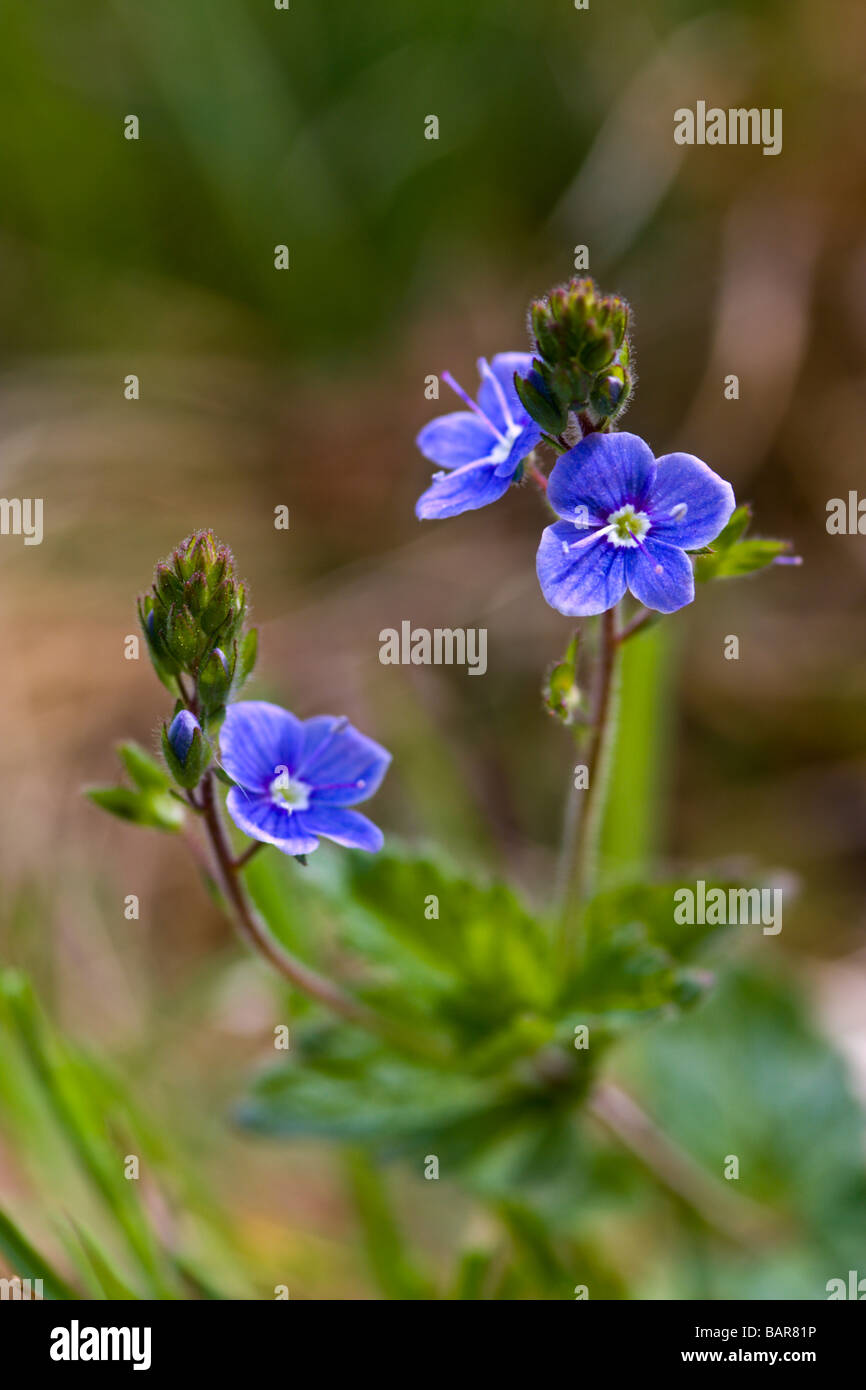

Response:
(238, 1041), (501, 1156)
(564, 881), (729, 1017)
(246, 845), (555, 1045)
(342, 849), (555, 1026)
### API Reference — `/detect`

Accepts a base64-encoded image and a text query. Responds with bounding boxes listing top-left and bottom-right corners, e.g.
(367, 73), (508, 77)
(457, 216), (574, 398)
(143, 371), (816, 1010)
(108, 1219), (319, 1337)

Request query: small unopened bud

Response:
(168, 710), (199, 764)
(544, 633), (581, 725)
(198, 646), (235, 716)
(162, 710), (210, 788)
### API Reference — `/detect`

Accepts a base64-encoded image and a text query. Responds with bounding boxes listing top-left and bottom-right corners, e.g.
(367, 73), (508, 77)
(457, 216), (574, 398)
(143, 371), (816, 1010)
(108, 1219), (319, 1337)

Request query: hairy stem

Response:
(194, 772), (442, 1062)
(617, 605), (656, 644)
(197, 773), (370, 1023)
(525, 460), (549, 492)
(556, 605), (621, 960)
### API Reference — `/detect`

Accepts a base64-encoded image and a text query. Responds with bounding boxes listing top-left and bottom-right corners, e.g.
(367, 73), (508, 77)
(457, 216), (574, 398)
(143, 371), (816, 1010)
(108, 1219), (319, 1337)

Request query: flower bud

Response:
(184, 571), (210, 617)
(138, 530), (249, 686)
(197, 645), (235, 716)
(164, 603), (201, 666)
(162, 710), (210, 788)
(544, 633), (582, 724)
(522, 277), (633, 431)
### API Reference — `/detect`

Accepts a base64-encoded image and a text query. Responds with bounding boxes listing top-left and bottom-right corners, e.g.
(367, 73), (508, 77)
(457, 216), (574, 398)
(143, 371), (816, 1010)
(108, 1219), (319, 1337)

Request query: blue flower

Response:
(219, 701), (391, 857)
(537, 432), (736, 616)
(415, 353), (542, 519)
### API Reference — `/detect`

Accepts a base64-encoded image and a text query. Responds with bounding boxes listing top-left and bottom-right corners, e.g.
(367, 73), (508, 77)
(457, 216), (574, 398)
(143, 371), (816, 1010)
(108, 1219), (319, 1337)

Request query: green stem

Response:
(194, 773), (445, 1061)
(556, 605), (621, 960)
(588, 1082), (788, 1248)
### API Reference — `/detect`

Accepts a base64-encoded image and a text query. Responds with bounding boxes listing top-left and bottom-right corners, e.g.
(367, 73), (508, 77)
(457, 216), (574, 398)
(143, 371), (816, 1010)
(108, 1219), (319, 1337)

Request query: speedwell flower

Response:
(537, 432), (735, 616)
(219, 701), (391, 856)
(415, 353), (542, 519)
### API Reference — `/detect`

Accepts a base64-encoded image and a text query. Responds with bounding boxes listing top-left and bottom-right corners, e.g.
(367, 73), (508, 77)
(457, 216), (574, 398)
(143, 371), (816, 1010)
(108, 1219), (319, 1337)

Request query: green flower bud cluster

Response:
(138, 530), (258, 725)
(515, 277), (633, 434)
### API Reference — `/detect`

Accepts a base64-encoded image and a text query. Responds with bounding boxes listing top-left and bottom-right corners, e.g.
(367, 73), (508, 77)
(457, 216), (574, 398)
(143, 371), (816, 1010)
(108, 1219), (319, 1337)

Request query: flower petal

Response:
(626, 537), (694, 613)
(416, 412), (498, 467)
(537, 520), (629, 616)
(299, 716), (391, 805)
(225, 787), (319, 855)
(416, 461), (513, 519)
(648, 453), (736, 550)
(547, 432), (657, 522)
(492, 421), (542, 478)
(300, 805), (384, 853)
(220, 701), (304, 792)
(477, 352), (536, 431)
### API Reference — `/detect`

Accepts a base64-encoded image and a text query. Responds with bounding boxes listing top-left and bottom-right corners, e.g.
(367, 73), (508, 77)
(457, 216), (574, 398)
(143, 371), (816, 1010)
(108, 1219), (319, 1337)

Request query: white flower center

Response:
(489, 420), (523, 465)
(270, 771), (312, 813)
(606, 503), (651, 548)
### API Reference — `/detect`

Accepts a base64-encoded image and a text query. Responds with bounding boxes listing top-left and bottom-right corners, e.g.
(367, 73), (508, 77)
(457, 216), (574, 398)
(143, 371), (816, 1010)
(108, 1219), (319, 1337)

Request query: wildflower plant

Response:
(88, 278), (806, 1299)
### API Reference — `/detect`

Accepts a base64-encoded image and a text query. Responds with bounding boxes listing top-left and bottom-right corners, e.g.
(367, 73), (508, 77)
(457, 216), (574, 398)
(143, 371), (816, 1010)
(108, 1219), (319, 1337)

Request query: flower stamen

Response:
(605, 504), (652, 549)
(442, 370), (509, 446)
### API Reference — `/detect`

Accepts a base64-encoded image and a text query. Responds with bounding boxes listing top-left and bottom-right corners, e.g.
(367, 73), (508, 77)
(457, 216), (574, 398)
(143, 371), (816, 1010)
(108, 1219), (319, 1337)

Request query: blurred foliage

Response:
(0, 0), (864, 1301)
(0, 969), (262, 1299)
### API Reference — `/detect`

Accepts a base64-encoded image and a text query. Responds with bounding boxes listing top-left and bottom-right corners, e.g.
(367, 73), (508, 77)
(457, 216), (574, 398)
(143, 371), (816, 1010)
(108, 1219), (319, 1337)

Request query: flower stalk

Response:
(557, 604), (621, 961)
(191, 770), (446, 1063)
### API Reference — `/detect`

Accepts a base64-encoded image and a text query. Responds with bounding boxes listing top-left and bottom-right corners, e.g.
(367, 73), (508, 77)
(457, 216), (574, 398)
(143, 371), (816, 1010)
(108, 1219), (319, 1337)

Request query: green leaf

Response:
(710, 503), (752, 551)
(117, 741), (170, 792)
(85, 785), (185, 832)
(340, 848), (555, 1035)
(0, 972), (179, 1298)
(450, 1248), (495, 1300)
(695, 505), (794, 582)
(700, 538), (789, 579)
(238, 627), (258, 685)
(239, 1033), (498, 1154)
(67, 1221), (140, 1300)
(343, 1151), (436, 1299)
(564, 882), (729, 1019)
(247, 844), (555, 1046)
(0, 1206), (80, 1300)
(619, 965), (866, 1296)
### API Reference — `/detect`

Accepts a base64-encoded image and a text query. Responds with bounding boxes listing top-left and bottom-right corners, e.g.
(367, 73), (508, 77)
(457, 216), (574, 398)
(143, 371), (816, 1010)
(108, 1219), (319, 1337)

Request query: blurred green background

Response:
(0, 0), (864, 1298)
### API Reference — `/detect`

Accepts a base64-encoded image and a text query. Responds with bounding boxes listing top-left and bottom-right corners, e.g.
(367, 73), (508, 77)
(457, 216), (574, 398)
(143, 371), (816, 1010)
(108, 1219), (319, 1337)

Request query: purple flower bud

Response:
(168, 709), (201, 766)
